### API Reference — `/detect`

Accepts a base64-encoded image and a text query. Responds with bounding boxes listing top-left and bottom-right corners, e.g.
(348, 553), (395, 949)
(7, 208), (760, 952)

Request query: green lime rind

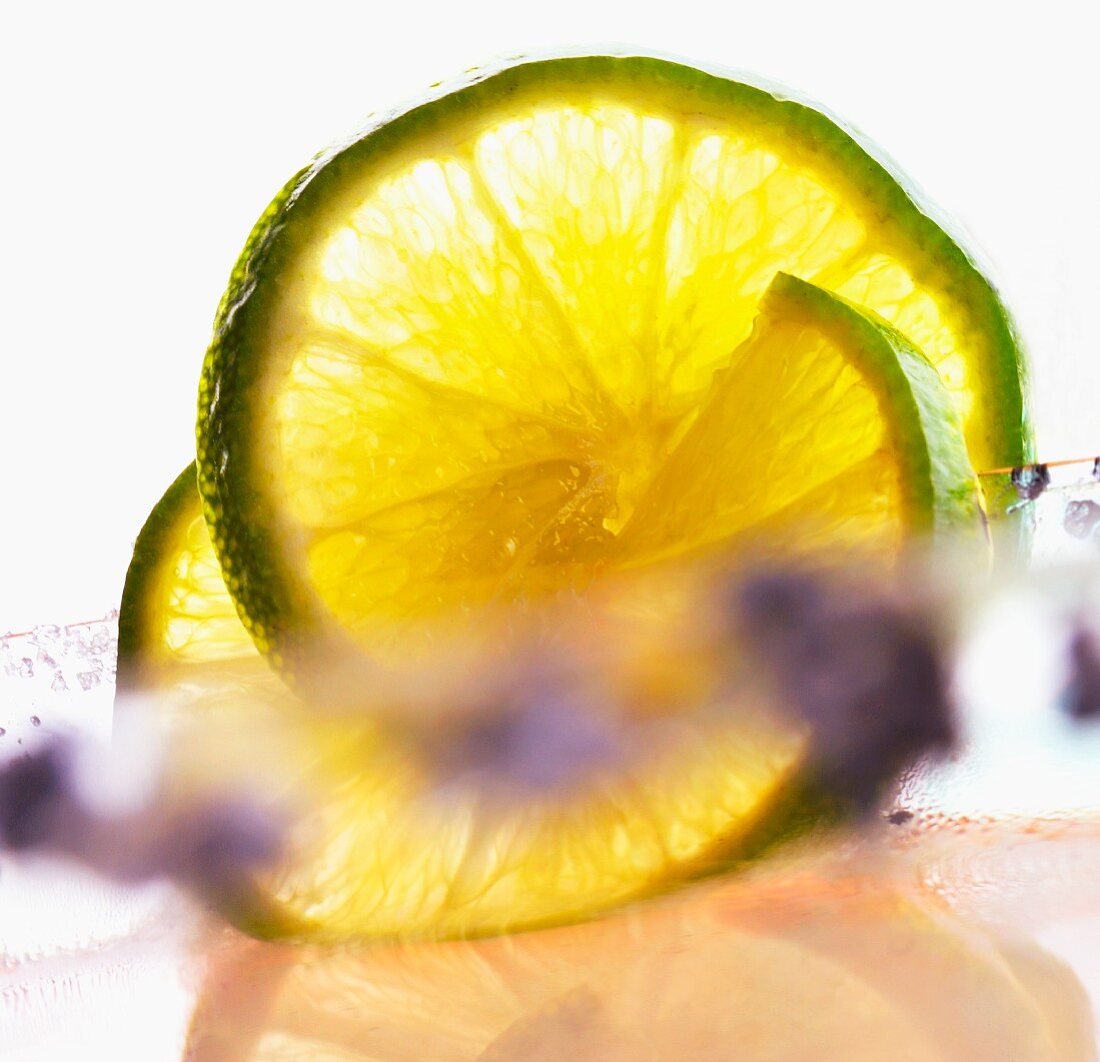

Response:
(765, 273), (984, 539)
(117, 463), (268, 693)
(117, 463), (203, 690)
(197, 52), (1029, 678)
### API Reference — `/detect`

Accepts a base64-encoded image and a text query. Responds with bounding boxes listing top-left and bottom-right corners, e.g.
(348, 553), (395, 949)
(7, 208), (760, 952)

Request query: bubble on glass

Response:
(1064, 499), (1100, 541)
(1011, 463), (1051, 502)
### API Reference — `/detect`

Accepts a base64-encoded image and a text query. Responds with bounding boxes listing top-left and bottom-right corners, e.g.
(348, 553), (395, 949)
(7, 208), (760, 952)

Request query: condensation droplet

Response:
(1011, 464), (1050, 502)
(1064, 499), (1100, 540)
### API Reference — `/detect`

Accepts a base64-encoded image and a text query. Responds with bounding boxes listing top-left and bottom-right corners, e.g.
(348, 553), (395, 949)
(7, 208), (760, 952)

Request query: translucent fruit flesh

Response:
(119, 474), (809, 939)
(130, 272), (979, 939)
(197, 55), (1022, 678)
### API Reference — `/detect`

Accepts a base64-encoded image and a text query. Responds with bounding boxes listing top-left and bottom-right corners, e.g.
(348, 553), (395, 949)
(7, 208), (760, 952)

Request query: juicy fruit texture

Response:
(131, 274), (980, 941)
(126, 52), (1021, 942)
(217, 689), (805, 941)
(618, 274), (984, 565)
(198, 53), (1024, 681)
(117, 466), (809, 940)
(186, 857), (1091, 1060)
(117, 463), (257, 690)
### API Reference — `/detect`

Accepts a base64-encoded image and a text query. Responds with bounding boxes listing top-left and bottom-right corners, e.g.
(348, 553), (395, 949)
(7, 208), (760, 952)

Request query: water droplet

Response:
(1011, 464), (1050, 502)
(1064, 499), (1100, 540)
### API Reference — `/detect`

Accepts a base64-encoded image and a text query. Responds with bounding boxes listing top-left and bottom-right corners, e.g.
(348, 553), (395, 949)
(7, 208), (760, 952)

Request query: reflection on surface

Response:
(4, 815), (1099, 1060)
(185, 826), (1098, 1060)
(4, 541), (1100, 1058)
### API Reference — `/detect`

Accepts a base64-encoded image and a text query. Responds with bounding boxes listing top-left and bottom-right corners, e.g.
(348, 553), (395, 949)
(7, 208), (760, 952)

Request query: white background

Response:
(2, 0), (1098, 631)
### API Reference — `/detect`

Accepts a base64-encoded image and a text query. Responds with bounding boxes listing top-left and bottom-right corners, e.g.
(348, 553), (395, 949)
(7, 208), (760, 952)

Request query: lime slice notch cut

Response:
(618, 273), (985, 566)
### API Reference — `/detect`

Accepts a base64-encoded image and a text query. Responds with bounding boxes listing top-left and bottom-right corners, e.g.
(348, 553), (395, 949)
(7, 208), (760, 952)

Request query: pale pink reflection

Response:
(3, 527), (1100, 1058)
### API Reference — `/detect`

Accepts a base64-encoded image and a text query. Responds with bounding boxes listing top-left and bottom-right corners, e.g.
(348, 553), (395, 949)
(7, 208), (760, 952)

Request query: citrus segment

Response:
(276, 342), (591, 531)
(198, 54), (1023, 677)
(306, 458), (611, 649)
(619, 274), (983, 564)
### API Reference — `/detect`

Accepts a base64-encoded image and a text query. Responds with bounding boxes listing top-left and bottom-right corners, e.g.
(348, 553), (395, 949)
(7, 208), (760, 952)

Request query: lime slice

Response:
(117, 463), (810, 940)
(223, 689), (805, 941)
(128, 273), (981, 941)
(198, 53), (1013, 682)
(117, 463), (257, 692)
